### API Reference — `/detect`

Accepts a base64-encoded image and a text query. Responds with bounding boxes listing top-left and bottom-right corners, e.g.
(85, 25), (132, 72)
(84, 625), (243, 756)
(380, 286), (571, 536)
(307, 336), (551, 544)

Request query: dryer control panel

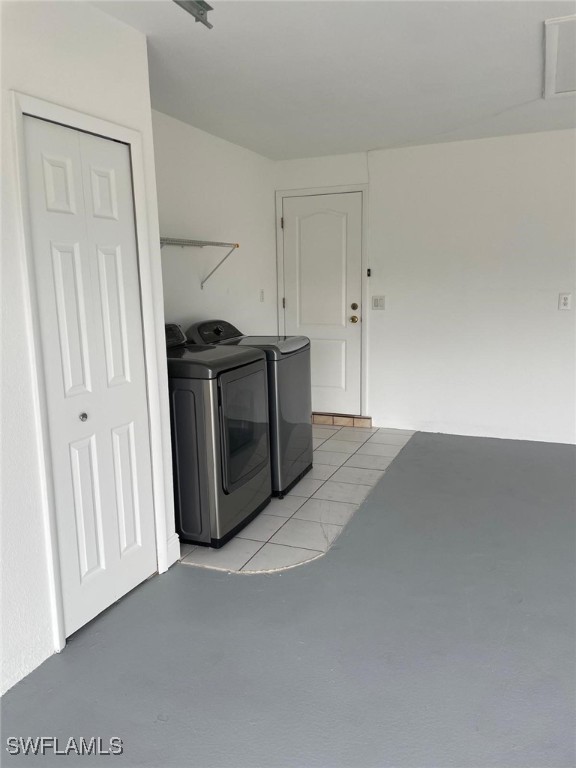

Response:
(165, 323), (188, 348)
(187, 320), (242, 345)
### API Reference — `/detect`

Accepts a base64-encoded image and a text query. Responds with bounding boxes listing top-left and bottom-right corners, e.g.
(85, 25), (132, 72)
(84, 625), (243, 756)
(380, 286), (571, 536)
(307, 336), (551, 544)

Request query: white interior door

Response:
(282, 192), (363, 414)
(24, 116), (157, 637)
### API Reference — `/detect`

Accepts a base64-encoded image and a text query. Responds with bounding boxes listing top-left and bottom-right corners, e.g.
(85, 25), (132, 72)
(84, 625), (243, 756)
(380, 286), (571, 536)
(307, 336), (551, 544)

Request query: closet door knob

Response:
(79, 412), (88, 422)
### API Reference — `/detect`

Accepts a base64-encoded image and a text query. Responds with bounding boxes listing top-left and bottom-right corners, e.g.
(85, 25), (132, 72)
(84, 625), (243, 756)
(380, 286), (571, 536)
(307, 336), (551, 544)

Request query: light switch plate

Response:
(372, 295), (385, 310)
(558, 293), (572, 310)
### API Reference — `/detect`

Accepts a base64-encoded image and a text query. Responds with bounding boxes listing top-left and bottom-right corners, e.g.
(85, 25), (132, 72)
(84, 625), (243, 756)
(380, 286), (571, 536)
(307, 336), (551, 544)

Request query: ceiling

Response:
(100, 0), (576, 160)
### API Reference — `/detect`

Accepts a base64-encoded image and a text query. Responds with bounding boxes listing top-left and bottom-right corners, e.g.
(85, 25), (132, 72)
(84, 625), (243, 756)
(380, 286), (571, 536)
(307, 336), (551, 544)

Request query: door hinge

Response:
(280, 217), (284, 229)
(282, 297), (286, 309)
(367, 268), (371, 277)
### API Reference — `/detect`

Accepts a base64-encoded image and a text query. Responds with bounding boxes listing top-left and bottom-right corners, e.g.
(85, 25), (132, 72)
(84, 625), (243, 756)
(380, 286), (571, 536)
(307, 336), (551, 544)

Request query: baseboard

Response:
(166, 532), (182, 568)
(313, 412), (372, 428)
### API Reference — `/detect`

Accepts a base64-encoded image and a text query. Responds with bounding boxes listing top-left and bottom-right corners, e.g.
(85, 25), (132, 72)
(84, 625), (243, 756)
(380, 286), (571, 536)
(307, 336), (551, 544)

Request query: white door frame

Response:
(275, 185), (370, 416)
(10, 92), (177, 652)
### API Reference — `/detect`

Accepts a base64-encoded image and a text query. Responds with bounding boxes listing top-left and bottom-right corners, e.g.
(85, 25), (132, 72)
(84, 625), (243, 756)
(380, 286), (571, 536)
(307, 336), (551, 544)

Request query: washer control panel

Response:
(187, 320), (242, 345)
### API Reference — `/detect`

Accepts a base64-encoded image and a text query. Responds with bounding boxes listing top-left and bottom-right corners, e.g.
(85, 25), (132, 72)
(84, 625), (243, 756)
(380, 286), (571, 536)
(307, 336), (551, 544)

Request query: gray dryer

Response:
(187, 320), (312, 497)
(166, 324), (271, 547)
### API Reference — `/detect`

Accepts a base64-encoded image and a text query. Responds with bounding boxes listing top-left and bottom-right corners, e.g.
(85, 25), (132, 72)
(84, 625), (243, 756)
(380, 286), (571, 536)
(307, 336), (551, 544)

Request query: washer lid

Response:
(223, 335), (310, 360)
(167, 344), (265, 379)
(187, 320), (310, 360)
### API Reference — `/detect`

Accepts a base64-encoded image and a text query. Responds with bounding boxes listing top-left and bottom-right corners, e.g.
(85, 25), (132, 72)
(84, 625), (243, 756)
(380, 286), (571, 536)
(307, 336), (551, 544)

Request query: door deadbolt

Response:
(350, 316), (359, 324)
(351, 303), (358, 310)
(79, 412), (88, 422)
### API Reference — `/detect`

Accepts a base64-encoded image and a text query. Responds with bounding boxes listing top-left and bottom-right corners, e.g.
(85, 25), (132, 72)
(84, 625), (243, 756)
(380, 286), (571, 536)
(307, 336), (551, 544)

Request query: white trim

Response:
(544, 16), (576, 99)
(10, 91), (174, 653)
(166, 532), (182, 566)
(275, 184), (369, 416)
(11, 94), (66, 652)
(274, 192), (285, 336)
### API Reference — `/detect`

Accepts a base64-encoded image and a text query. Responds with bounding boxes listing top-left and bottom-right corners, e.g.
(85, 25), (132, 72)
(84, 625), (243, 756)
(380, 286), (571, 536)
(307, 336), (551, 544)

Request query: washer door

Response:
(219, 362), (270, 493)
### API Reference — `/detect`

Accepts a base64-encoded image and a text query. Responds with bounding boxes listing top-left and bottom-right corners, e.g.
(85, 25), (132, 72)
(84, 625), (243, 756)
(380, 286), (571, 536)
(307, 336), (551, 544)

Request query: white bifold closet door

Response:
(24, 116), (157, 637)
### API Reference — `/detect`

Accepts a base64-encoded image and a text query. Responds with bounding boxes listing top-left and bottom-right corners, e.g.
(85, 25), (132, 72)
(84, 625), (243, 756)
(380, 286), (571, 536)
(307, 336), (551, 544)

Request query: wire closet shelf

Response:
(160, 238), (239, 289)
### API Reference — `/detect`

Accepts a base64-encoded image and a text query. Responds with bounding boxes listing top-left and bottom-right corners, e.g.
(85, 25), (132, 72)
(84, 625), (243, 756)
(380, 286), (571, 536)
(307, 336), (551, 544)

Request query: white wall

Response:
(2, 6), (574, 700)
(0, 1), (175, 694)
(275, 132), (576, 444)
(367, 131), (575, 443)
(275, 152), (368, 191)
(153, 110), (277, 334)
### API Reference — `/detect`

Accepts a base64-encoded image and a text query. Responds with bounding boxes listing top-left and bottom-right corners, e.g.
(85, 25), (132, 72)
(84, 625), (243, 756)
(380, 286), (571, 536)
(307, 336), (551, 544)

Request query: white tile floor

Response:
(179, 425), (414, 574)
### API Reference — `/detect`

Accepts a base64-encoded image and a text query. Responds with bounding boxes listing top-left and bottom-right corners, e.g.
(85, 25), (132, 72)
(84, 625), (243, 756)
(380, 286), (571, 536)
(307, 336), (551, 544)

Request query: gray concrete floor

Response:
(2, 433), (575, 767)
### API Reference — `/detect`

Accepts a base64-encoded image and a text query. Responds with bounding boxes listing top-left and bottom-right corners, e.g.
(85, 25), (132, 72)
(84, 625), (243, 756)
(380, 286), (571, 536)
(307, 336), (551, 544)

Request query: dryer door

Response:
(218, 362), (270, 493)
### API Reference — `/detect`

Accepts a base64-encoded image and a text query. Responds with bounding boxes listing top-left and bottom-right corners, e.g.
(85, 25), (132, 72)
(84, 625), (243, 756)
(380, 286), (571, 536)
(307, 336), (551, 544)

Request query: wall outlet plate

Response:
(558, 292), (572, 310)
(372, 295), (385, 310)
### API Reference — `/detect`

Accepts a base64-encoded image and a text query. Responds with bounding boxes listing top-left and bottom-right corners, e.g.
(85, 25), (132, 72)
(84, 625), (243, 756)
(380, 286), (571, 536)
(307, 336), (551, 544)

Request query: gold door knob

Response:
(350, 315), (359, 323)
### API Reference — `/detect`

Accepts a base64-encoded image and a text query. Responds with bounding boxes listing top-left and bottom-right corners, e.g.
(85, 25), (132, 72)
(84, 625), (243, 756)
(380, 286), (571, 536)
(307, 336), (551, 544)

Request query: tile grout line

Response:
(183, 426), (410, 572)
(260, 427), (368, 557)
(240, 468), (335, 569)
(240, 426), (349, 570)
(239, 513), (311, 571)
(184, 428), (343, 569)
(237, 539), (269, 572)
(240, 492), (318, 569)
(288, 473), (383, 493)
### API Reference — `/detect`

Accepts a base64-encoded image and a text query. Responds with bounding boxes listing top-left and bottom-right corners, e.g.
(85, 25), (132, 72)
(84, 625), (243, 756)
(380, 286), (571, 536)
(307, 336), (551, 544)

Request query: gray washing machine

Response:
(166, 324), (271, 547)
(187, 320), (313, 497)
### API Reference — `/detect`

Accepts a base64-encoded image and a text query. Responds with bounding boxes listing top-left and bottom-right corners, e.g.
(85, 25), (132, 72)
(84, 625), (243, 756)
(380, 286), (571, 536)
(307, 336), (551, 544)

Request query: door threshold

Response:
(312, 412), (372, 428)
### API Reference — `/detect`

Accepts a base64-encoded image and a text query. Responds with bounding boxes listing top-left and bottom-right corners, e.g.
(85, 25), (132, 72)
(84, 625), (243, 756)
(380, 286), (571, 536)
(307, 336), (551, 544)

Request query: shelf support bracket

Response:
(160, 238), (240, 289)
(200, 245), (238, 290)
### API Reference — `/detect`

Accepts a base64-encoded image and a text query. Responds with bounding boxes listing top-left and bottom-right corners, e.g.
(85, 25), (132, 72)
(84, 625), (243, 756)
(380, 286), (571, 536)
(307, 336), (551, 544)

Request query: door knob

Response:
(79, 412), (88, 422)
(351, 303), (358, 310)
(350, 315), (359, 324)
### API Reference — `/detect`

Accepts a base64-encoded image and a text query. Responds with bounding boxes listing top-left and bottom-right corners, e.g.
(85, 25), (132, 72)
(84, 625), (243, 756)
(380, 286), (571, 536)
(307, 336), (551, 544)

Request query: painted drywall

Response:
(275, 153), (368, 191)
(154, 119), (367, 334)
(0, 1), (176, 695)
(275, 131), (576, 444)
(367, 131), (576, 443)
(152, 110), (277, 334)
